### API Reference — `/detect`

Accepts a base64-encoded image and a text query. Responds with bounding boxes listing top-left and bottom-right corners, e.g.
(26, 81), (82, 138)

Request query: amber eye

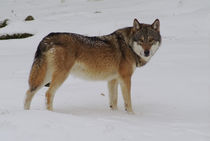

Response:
(139, 37), (144, 43)
(139, 39), (143, 43)
(148, 38), (154, 43)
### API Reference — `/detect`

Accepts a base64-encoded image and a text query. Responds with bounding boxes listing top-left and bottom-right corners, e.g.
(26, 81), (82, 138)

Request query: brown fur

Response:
(24, 19), (161, 113)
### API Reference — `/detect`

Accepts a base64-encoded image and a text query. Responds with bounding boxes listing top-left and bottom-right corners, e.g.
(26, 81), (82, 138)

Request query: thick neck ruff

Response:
(114, 32), (144, 67)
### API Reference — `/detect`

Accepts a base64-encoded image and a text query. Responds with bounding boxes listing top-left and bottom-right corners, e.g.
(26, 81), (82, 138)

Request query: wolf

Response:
(24, 19), (161, 113)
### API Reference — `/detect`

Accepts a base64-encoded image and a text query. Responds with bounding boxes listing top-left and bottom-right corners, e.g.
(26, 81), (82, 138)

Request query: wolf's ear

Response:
(152, 19), (160, 31)
(133, 18), (140, 30)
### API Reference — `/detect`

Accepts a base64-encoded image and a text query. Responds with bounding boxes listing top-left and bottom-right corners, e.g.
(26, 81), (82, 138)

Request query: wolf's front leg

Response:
(108, 79), (118, 110)
(119, 76), (133, 113)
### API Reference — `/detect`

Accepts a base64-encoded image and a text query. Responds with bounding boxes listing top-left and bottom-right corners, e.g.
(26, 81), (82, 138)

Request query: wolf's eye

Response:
(139, 37), (144, 43)
(148, 38), (154, 43)
(139, 39), (143, 43)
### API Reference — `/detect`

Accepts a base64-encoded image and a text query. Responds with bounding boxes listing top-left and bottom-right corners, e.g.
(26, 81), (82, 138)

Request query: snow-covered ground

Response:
(0, 0), (210, 140)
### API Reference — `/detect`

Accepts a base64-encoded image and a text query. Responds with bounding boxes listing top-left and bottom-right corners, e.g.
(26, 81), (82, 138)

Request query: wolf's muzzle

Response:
(144, 50), (150, 57)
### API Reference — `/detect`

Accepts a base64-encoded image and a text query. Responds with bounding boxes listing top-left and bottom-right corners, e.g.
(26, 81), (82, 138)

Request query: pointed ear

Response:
(133, 18), (140, 30)
(152, 19), (160, 31)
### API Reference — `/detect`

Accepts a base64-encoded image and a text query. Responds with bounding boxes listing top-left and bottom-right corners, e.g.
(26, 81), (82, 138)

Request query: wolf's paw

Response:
(109, 105), (118, 110)
(125, 107), (135, 114)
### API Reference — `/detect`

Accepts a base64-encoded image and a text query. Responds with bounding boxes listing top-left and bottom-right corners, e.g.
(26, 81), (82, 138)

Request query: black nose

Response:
(144, 50), (150, 57)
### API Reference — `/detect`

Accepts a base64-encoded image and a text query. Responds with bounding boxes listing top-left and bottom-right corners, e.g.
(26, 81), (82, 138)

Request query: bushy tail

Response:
(24, 44), (48, 110)
(28, 56), (47, 91)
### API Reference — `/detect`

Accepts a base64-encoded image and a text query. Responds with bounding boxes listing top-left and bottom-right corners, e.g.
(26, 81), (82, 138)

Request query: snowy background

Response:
(0, 0), (210, 140)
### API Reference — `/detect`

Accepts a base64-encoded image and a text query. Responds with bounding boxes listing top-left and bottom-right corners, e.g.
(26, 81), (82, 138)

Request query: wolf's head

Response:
(129, 19), (161, 62)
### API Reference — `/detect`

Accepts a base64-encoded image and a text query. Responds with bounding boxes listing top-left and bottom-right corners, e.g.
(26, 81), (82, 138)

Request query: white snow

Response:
(0, 0), (210, 141)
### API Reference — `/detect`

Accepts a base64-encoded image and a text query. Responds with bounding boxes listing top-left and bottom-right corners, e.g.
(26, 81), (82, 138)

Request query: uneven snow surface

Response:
(0, 0), (210, 140)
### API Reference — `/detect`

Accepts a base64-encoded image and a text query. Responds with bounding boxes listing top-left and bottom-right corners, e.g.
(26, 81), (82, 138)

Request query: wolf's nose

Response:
(144, 50), (150, 57)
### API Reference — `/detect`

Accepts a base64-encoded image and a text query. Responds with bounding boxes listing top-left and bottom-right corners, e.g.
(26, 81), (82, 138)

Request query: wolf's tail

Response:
(29, 54), (47, 91)
(24, 42), (48, 110)
(29, 34), (54, 89)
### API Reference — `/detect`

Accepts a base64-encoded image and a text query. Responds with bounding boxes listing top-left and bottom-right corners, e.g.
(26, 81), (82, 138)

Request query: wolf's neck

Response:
(113, 27), (148, 67)
(114, 27), (132, 45)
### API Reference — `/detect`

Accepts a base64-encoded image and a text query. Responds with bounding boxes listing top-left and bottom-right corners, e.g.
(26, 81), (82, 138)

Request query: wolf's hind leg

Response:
(24, 85), (43, 110)
(24, 89), (35, 110)
(45, 47), (75, 111)
(108, 79), (118, 110)
(45, 70), (70, 111)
